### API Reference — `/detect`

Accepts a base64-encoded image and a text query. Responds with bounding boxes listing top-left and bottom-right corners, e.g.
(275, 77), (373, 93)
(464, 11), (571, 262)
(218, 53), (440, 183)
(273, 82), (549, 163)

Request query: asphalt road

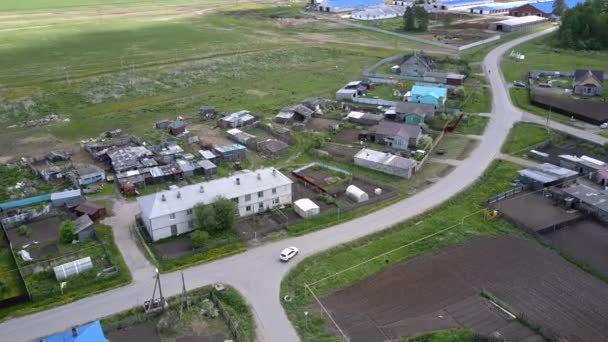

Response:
(0, 28), (557, 342)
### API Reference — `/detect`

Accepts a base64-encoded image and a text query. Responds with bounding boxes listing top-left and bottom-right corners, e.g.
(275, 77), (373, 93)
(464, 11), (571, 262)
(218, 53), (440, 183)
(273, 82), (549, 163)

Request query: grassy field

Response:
(281, 160), (523, 341)
(501, 122), (554, 156)
(408, 329), (474, 342)
(453, 114), (489, 135)
(434, 135), (479, 160)
(0, 234), (26, 302)
(0, 224), (131, 321)
(0, 4), (452, 160)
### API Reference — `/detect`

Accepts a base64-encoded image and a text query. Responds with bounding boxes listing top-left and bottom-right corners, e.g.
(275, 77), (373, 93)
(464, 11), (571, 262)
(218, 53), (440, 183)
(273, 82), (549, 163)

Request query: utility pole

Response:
(180, 272), (187, 318)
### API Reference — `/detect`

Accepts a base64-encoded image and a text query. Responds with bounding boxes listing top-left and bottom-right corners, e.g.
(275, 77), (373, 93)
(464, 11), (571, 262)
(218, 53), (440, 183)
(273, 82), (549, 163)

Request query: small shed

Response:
(155, 119), (171, 129)
(75, 201), (106, 220)
(294, 198), (320, 218)
(258, 139), (289, 157)
(73, 215), (95, 240)
(199, 106), (217, 120)
(346, 185), (369, 203)
(51, 189), (83, 208)
(169, 118), (186, 136)
(196, 160), (217, 176)
(199, 150), (218, 161)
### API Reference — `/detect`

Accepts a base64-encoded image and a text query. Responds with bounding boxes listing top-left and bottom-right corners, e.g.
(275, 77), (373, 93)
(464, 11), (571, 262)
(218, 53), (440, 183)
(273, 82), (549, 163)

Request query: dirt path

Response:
(101, 199), (154, 280)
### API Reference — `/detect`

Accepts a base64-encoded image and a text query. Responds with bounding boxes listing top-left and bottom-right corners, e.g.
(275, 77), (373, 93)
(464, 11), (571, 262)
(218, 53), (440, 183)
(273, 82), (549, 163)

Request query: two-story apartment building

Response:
(137, 168), (293, 241)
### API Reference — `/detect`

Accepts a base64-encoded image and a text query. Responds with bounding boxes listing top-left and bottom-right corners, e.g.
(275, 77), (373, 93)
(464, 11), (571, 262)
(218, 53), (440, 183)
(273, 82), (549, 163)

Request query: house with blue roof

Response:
(42, 320), (106, 342)
(314, 0), (384, 12)
(407, 85), (447, 106)
(509, 0), (584, 17)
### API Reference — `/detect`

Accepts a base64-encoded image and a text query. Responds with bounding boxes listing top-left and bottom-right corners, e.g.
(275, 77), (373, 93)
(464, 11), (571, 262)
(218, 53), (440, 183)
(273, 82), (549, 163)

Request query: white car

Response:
(600, 123), (608, 129)
(280, 247), (299, 262)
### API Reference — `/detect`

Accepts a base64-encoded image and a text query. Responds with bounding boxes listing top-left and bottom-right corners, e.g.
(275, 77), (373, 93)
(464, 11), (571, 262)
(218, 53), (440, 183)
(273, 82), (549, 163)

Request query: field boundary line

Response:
(304, 283), (350, 342)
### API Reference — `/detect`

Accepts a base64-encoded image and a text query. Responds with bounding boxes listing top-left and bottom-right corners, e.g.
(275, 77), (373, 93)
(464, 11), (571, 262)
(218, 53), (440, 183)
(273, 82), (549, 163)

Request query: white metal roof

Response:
(354, 148), (416, 169)
(138, 168), (292, 219)
(294, 198), (320, 211)
(51, 189), (82, 200)
(580, 155), (605, 166)
(493, 16), (546, 26)
(347, 111), (365, 119)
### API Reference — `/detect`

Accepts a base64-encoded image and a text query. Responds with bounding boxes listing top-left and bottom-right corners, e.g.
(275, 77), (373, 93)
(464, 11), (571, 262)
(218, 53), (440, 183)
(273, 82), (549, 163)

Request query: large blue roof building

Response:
(314, 0), (384, 12)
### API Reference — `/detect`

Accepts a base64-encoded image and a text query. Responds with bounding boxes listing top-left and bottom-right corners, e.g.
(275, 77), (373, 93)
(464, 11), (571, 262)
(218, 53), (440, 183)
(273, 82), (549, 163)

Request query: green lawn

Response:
(453, 114), (489, 135)
(366, 84), (401, 100)
(462, 84), (491, 114)
(407, 329), (474, 342)
(434, 135), (479, 160)
(0, 234), (26, 302)
(0, 224), (131, 321)
(501, 122), (555, 156)
(0, 166), (59, 203)
(281, 161), (523, 341)
(359, 17), (404, 33)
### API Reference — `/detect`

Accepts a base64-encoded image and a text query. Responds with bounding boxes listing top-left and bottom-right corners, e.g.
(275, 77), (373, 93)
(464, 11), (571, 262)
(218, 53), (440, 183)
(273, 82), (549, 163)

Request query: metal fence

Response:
(209, 291), (249, 342)
(484, 186), (525, 206)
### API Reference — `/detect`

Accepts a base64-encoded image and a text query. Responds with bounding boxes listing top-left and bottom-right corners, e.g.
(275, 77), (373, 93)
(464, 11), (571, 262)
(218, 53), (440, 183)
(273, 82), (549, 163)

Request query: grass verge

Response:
(453, 114), (489, 135)
(281, 160), (523, 341)
(500, 122), (555, 156)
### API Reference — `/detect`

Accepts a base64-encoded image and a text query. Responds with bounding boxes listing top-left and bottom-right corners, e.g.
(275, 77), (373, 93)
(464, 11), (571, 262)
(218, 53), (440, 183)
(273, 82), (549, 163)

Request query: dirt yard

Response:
(154, 236), (193, 259)
(542, 219), (608, 277)
(491, 192), (584, 233)
(320, 143), (360, 162)
(190, 124), (232, 148)
(6, 216), (63, 248)
(106, 322), (161, 342)
(333, 128), (360, 145)
(321, 236), (608, 342)
(308, 118), (340, 131)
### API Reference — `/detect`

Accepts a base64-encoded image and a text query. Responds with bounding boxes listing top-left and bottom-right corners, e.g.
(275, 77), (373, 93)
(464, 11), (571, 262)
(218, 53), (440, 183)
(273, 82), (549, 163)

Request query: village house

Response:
(573, 70), (604, 97)
(258, 139), (289, 157)
(347, 111), (384, 126)
(391, 102), (435, 125)
(137, 168), (293, 241)
(75, 201), (106, 220)
(354, 148), (417, 178)
(227, 128), (257, 149)
(155, 119), (171, 129)
(509, 0), (584, 18)
(407, 85), (447, 106)
(366, 121), (421, 149)
(218, 110), (256, 128)
(107, 146), (154, 173)
(274, 104), (314, 124)
(73, 214), (95, 240)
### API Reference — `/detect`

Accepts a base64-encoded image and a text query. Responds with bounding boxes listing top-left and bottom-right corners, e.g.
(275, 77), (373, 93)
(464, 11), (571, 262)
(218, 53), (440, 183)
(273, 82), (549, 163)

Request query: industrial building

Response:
(562, 183), (608, 222)
(354, 148), (417, 178)
(352, 5), (406, 20)
(436, 0), (494, 10)
(138, 168), (293, 241)
(509, 0), (584, 18)
(314, 0), (385, 12)
(518, 163), (578, 190)
(488, 15), (548, 32)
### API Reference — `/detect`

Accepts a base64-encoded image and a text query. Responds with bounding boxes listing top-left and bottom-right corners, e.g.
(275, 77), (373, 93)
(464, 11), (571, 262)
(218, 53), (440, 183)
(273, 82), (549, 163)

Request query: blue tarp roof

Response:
(0, 193), (51, 211)
(474, 1), (533, 11)
(531, 0), (585, 14)
(43, 321), (106, 342)
(411, 85), (448, 98)
(324, 0), (384, 8)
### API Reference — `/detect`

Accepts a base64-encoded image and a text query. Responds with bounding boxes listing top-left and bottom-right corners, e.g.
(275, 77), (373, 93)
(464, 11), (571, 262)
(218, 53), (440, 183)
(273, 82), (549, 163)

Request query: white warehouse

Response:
(138, 168), (293, 241)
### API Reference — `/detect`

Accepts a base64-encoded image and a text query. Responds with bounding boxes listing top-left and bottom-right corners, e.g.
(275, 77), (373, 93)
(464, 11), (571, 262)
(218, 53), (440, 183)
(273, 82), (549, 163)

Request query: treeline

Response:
(557, 0), (608, 50)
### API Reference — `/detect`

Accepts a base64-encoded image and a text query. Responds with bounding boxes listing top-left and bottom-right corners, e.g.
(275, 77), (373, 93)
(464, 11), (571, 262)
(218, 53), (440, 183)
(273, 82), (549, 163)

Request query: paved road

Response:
(0, 29), (558, 342)
(521, 112), (608, 145)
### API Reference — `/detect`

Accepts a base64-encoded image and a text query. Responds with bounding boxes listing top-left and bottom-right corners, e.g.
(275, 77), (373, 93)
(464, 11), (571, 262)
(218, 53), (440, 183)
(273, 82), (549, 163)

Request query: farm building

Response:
(195, 159), (217, 176)
(471, 1), (529, 14)
(73, 214), (95, 240)
(407, 85), (447, 106)
(227, 128), (257, 148)
(138, 168), (293, 241)
(488, 16), (547, 32)
(157, 143), (184, 164)
(51, 189), (83, 207)
(354, 148), (417, 178)
(509, 0), (585, 17)
(393, 102), (435, 124)
(392, 0), (411, 5)
(423, 71), (466, 86)
(347, 111), (384, 125)
(42, 320), (106, 342)
(314, 0), (384, 12)
(573, 70), (604, 97)
(75, 201), (106, 220)
(518, 163), (578, 190)
(71, 165), (105, 187)
(107, 146), (153, 173)
(198, 150), (218, 162)
(530, 89), (608, 125)
(155, 119), (171, 129)
(168, 118), (186, 136)
(218, 110), (256, 128)
(367, 121), (422, 149)
(294, 198), (320, 218)
(346, 184), (369, 203)
(258, 139), (289, 157)
(558, 155), (605, 180)
(562, 183), (608, 222)
(400, 52), (434, 78)
(213, 144), (247, 162)
(436, 0), (493, 10)
(275, 104), (314, 124)
(336, 88), (359, 101)
(176, 159), (196, 177)
(352, 5), (406, 20)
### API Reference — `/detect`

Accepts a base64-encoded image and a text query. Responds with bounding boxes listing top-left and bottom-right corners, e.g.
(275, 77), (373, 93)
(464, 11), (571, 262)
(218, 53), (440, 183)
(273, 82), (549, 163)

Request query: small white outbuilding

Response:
(294, 198), (320, 218)
(346, 185), (369, 203)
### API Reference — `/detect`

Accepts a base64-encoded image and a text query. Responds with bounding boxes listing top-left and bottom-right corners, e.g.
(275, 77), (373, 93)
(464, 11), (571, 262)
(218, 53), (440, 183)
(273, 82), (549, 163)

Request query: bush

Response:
(59, 220), (76, 244)
(194, 197), (237, 235)
(156, 311), (178, 334)
(17, 225), (30, 237)
(191, 230), (210, 248)
(200, 298), (219, 318)
(0, 281), (7, 295)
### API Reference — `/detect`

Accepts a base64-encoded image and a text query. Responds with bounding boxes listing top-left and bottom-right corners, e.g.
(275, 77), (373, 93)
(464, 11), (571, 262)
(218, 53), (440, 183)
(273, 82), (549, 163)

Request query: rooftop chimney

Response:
(199, 185), (204, 193)
(257, 173), (261, 180)
(177, 191), (181, 199)
(236, 178), (240, 185)
(161, 194), (166, 202)
(272, 168), (276, 176)
(71, 327), (78, 337)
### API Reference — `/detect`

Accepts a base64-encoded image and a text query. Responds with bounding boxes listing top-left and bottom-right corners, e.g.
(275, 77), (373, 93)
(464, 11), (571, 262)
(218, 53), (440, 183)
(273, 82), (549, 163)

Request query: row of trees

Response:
(557, 0), (608, 50)
(403, 5), (429, 32)
(191, 197), (237, 248)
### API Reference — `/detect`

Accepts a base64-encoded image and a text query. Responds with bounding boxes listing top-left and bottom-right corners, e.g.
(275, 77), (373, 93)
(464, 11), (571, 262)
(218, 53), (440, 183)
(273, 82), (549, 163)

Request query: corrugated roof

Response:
(214, 144), (246, 153)
(492, 15), (547, 26)
(531, 0), (584, 14)
(474, 0), (531, 11)
(354, 148), (416, 170)
(411, 85), (448, 99)
(138, 168), (293, 219)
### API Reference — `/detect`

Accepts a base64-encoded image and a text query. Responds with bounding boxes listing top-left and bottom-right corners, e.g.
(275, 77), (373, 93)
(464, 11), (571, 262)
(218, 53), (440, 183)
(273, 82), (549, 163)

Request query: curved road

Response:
(1, 28), (556, 342)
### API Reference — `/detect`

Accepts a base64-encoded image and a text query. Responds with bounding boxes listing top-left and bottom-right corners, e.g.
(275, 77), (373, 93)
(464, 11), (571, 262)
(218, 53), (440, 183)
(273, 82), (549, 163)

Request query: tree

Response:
(418, 134), (433, 152)
(17, 225), (30, 237)
(194, 203), (217, 233)
(553, 0), (566, 17)
(557, 2), (608, 50)
(212, 197), (237, 233)
(403, 5), (429, 32)
(59, 220), (75, 244)
(191, 230), (210, 248)
(403, 6), (416, 31)
(414, 6), (430, 32)
(442, 15), (454, 28)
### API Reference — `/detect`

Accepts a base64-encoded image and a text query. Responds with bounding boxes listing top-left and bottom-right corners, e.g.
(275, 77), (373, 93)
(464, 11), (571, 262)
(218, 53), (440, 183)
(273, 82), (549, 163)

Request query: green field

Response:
(501, 122), (554, 156)
(453, 114), (489, 135)
(281, 160), (523, 341)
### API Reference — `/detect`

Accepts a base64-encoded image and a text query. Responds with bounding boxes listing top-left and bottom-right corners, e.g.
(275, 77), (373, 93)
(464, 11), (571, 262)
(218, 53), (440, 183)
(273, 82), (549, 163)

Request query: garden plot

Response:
(321, 236), (608, 342)
(332, 128), (360, 145)
(319, 143), (360, 162)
